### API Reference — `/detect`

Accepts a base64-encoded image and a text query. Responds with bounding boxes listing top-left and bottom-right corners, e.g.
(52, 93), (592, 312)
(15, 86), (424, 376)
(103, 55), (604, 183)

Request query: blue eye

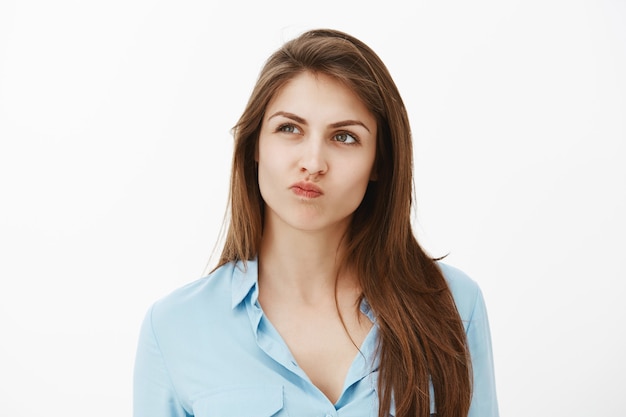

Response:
(277, 124), (301, 134)
(334, 132), (358, 144)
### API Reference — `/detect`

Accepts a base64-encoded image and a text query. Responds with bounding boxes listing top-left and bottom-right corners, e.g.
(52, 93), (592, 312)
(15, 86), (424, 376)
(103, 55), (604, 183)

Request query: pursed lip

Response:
(290, 181), (323, 197)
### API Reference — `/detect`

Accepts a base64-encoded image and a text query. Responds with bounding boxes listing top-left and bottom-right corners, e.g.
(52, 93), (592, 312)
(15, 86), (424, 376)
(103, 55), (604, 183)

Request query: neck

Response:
(258, 216), (354, 304)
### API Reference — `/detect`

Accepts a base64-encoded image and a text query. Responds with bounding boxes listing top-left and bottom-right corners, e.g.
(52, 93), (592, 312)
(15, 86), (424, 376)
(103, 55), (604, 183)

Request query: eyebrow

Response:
(267, 111), (371, 133)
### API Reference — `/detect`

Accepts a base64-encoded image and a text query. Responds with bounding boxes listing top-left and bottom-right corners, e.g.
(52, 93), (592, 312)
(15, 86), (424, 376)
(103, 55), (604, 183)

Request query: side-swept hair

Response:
(217, 29), (471, 417)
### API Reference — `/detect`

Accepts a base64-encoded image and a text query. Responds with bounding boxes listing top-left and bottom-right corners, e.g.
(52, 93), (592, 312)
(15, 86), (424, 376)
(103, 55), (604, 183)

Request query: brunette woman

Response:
(134, 29), (499, 417)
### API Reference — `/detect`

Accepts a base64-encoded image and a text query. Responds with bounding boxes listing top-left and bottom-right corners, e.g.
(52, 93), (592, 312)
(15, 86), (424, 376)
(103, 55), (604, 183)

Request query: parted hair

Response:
(216, 29), (472, 417)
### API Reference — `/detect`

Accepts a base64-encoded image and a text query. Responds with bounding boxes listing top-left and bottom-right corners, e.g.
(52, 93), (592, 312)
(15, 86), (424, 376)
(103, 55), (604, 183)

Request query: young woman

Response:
(134, 29), (499, 417)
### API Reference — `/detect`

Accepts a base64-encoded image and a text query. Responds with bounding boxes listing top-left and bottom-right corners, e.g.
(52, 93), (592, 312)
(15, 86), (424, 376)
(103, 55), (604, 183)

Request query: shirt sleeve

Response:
(466, 287), (500, 417)
(133, 305), (190, 417)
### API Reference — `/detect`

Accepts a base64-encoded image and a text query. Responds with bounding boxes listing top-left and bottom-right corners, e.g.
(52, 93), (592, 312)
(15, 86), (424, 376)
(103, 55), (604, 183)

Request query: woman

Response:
(134, 29), (499, 417)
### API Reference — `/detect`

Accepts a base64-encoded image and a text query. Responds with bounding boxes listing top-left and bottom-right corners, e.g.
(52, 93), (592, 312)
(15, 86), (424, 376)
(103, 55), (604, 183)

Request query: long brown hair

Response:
(216, 29), (472, 417)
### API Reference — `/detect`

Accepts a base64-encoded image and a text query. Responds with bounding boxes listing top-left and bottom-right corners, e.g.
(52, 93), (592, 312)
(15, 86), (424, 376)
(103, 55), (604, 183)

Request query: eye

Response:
(277, 124), (302, 134)
(333, 132), (358, 144)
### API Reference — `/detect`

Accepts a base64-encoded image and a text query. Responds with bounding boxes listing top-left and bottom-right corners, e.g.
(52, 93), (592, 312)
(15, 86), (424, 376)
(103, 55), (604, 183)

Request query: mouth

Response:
(290, 181), (323, 198)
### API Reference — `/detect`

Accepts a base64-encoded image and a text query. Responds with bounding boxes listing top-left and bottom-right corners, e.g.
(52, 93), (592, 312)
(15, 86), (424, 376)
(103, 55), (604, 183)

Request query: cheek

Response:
(360, 153), (377, 184)
(256, 142), (283, 200)
(338, 159), (376, 199)
(257, 142), (278, 178)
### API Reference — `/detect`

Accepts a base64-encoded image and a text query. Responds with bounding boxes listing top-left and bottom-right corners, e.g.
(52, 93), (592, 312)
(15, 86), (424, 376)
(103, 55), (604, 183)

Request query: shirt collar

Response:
(229, 258), (379, 324)
(231, 258), (259, 309)
(359, 297), (377, 323)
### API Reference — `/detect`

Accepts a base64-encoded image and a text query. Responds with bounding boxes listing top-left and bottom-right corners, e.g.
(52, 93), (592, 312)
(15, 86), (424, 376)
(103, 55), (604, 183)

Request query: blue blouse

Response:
(134, 260), (499, 417)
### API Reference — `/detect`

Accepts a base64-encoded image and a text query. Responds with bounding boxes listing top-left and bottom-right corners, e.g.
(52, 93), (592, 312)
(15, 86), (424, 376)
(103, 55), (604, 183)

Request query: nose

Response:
(300, 137), (328, 176)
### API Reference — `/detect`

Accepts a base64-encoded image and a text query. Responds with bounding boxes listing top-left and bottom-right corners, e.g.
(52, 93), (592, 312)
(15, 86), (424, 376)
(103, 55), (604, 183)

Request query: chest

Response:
(284, 318), (371, 403)
(170, 303), (383, 416)
(260, 302), (373, 404)
(161, 295), (433, 416)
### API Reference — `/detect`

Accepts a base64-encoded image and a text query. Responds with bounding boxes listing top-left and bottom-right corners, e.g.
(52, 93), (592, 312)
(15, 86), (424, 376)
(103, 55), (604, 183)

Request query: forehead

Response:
(264, 71), (376, 126)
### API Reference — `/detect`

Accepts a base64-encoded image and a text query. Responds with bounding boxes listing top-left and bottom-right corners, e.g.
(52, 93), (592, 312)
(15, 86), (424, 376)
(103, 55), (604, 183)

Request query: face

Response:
(257, 71), (377, 235)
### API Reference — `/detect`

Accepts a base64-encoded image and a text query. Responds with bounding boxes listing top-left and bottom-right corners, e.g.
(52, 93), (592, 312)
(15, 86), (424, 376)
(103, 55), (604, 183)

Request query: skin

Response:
(256, 71), (377, 404)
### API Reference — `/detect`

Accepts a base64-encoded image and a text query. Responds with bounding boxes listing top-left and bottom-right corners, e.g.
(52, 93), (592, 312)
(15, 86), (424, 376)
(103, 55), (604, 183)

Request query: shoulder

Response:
(148, 262), (238, 331)
(437, 262), (484, 324)
(437, 263), (499, 415)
